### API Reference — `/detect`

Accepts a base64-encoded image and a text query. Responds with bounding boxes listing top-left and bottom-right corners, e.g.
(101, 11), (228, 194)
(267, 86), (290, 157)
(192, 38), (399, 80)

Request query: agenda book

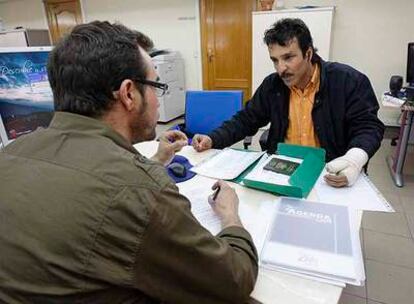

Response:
(260, 197), (365, 286)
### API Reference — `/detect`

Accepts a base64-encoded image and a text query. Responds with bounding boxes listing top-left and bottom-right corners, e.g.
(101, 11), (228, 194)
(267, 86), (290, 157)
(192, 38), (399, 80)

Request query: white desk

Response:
(134, 142), (361, 304)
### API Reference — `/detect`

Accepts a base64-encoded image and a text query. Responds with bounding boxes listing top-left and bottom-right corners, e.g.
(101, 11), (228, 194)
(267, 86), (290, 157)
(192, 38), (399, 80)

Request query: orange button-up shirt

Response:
(285, 64), (320, 147)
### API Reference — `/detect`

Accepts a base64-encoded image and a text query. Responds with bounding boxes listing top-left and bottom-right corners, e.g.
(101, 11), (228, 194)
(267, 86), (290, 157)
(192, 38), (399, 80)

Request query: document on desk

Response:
(190, 148), (265, 180)
(243, 154), (303, 186)
(260, 197), (365, 286)
(178, 176), (221, 234)
(314, 170), (395, 212)
(178, 175), (276, 253)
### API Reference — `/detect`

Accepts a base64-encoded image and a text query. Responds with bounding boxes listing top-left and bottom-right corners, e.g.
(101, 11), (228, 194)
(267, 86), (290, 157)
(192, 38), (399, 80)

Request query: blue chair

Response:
(172, 90), (251, 149)
(185, 90), (242, 135)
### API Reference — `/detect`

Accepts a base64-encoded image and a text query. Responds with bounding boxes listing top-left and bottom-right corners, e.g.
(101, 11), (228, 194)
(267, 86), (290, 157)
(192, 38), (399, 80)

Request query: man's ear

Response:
(117, 79), (141, 112)
(306, 48), (313, 62)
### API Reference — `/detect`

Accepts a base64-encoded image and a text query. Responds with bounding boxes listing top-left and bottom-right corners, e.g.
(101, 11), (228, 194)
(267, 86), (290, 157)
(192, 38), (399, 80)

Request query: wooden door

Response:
(200, 0), (257, 104)
(43, 0), (83, 45)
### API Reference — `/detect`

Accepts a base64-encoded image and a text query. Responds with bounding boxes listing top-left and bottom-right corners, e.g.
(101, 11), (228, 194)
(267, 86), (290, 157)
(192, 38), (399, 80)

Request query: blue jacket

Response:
(209, 57), (385, 161)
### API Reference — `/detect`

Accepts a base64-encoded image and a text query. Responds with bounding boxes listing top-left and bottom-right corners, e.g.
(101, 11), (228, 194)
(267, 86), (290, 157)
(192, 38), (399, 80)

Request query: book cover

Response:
(263, 157), (300, 176)
(260, 197), (364, 285)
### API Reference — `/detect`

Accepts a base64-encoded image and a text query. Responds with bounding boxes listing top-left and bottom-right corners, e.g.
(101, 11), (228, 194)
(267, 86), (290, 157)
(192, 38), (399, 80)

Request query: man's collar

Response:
(49, 112), (138, 154)
(309, 63), (320, 88)
(292, 63), (320, 92)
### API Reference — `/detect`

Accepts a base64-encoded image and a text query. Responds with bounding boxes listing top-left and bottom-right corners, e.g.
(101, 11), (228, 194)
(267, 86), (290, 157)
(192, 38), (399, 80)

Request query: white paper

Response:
(178, 175), (277, 253)
(268, 264), (359, 287)
(314, 170), (395, 212)
(241, 199), (276, 253)
(269, 266), (347, 287)
(381, 93), (405, 108)
(190, 148), (265, 180)
(244, 154), (302, 186)
(178, 175), (221, 234)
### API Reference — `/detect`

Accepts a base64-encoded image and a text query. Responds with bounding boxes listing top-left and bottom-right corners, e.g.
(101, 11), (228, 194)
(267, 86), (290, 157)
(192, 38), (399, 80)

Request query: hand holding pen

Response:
(208, 180), (242, 229)
(208, 184), (221, 203)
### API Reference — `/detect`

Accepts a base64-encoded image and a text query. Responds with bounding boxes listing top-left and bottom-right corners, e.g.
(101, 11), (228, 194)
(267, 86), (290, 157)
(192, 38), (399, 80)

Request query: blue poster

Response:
(0, 50), (54, 143)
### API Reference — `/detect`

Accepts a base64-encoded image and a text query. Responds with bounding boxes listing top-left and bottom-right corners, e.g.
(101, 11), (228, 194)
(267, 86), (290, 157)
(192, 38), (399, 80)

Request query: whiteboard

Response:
(252, 7), (334, 92)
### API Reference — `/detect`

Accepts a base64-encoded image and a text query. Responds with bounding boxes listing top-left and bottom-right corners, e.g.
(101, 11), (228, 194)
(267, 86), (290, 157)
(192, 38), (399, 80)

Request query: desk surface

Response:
(134, 141), (358, 304)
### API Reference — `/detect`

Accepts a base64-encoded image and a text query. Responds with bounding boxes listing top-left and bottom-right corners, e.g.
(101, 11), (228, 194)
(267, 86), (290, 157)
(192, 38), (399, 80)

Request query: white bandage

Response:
(326, 148), (369, 186)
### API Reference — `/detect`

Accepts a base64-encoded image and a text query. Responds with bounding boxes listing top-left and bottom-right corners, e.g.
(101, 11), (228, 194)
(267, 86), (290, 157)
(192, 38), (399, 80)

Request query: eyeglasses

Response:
(136, 79), (169, 97)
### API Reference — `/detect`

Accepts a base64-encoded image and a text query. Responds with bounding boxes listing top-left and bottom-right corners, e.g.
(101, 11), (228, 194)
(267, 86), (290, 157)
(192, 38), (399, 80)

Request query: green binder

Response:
(235, 143), (325, 198)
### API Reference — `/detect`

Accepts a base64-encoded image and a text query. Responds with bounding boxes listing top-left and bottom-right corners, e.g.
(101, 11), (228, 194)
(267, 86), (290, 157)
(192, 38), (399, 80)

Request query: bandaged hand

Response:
(324, 148), (368, 187)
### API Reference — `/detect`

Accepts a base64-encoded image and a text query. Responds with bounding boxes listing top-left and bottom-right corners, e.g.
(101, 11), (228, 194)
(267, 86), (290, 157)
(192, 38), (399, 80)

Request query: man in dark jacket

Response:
(193, 18), (384, 188)
(0, 21), (258, 303)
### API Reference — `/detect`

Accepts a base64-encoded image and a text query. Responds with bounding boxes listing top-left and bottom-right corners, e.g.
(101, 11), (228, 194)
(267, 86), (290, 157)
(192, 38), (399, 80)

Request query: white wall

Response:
(1, 0), (413, 125)
(0, 0), (48, 30)
(0, 0), (202, 89)
(82, 0), (202, 90)
(281, 0), (414, 125)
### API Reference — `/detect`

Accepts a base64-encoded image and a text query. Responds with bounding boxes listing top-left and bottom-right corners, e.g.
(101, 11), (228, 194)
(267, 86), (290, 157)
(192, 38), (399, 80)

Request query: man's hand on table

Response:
(192, 134), (213, 152)
(151, 130), (188, 166)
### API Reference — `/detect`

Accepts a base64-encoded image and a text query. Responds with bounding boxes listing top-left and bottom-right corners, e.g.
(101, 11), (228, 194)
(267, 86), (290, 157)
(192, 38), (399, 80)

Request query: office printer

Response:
(152, 51), (185, 122)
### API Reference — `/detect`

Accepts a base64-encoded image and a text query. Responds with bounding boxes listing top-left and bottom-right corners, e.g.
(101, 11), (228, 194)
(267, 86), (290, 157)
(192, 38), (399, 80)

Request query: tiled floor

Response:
(340, 138), (414, 304)
(156, 120), (414, 304)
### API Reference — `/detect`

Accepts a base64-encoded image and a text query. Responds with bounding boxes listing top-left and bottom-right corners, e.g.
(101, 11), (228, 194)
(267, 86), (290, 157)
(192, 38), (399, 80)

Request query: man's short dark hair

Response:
(263, 18), (318, 62)
(47, 21), (154, 117)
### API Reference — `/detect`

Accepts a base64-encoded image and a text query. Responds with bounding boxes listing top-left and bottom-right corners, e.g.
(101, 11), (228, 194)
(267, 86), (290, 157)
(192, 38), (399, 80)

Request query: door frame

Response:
(199, 0), (257, 99)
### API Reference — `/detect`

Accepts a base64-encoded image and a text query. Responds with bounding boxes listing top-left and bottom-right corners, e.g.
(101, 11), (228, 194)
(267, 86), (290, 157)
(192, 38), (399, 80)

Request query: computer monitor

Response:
(407, 42), (414, 87)
(0, 46), (54, 147)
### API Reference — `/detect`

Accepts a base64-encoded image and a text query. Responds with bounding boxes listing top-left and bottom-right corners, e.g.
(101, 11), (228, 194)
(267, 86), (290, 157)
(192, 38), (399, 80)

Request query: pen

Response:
(212, 186), (220, 201)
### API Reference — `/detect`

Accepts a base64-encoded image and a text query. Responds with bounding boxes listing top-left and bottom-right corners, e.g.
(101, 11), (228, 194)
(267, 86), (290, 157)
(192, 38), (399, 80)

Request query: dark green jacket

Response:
(0, 112), (258, 304)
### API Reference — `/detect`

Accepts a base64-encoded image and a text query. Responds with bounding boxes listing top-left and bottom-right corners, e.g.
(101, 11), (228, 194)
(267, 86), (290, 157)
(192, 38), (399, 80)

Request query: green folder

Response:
(234, 143), (325, 198)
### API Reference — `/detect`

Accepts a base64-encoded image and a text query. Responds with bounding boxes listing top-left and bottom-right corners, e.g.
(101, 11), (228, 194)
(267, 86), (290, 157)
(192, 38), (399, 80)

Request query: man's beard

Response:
(130, 97), (156, 144)
(280, 72), (294, 85)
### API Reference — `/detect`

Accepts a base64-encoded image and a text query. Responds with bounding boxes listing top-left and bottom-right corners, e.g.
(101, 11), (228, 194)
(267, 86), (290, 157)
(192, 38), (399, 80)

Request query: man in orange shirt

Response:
(192, 18), (384, 188)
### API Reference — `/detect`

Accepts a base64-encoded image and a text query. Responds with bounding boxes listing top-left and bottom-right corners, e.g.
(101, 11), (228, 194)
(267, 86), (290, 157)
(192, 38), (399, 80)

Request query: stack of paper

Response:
(190, 148), (264, 180)
(315, 170), (395, 212)
(381, 93), (405, 108)
(260, 197), (365, 286)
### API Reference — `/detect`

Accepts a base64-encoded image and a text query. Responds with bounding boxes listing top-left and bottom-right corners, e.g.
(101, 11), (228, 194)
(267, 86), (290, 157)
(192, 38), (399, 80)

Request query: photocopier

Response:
(152, 51), (185, 122)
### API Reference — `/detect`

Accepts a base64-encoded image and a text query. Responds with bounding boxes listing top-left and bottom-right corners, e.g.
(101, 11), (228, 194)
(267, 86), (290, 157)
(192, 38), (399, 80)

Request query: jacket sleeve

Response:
(209, 79), (273, 149)
(131, 184), (259, 304)
(344, 73), (385, 158)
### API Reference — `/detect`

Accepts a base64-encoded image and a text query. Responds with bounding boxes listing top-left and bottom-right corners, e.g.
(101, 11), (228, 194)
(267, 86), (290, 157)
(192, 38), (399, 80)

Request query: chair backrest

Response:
(185, 90), (243, 135)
